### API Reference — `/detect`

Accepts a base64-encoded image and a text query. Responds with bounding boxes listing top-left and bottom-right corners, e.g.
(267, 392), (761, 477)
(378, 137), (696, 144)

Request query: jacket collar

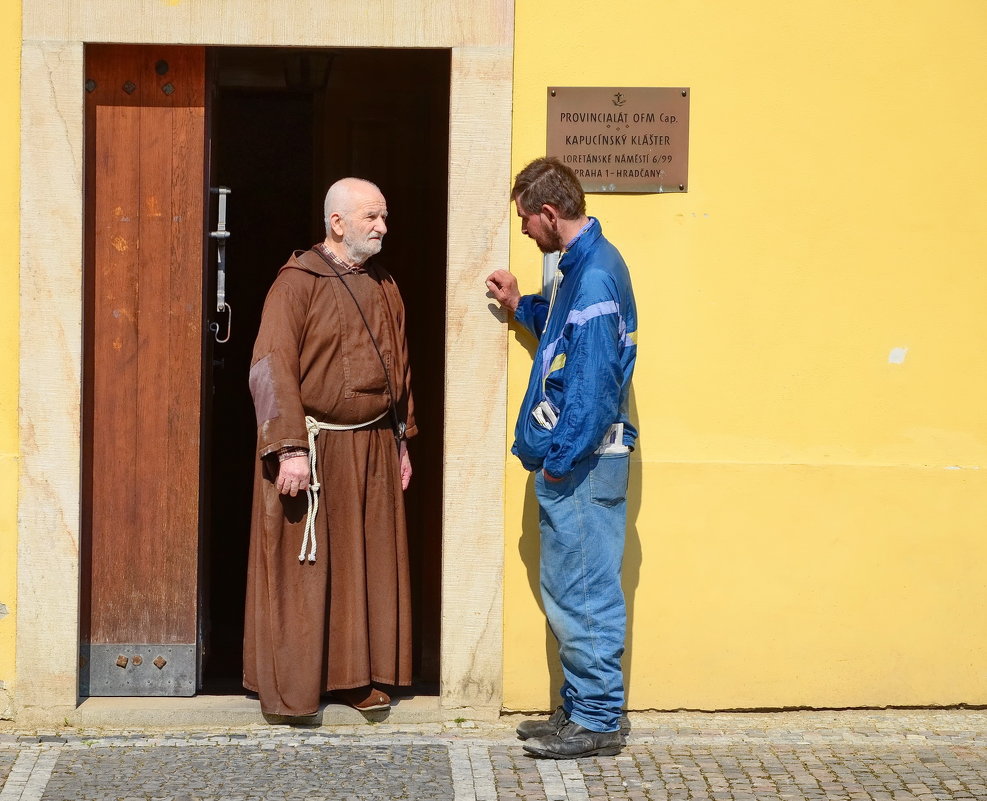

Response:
(558, 217), (602, 274)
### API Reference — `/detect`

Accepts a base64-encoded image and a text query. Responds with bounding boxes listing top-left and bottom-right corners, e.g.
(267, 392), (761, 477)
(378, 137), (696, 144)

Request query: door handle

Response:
(208, 186), (232, 343)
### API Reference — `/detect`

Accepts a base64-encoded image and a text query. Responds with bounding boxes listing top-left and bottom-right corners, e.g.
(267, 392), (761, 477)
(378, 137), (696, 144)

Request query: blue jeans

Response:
(534, 452), (629, 733)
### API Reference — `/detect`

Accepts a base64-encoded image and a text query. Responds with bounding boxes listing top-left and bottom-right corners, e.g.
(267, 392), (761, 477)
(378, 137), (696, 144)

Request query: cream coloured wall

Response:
(504, 0), (987, 710)
(0, 0), (20, 720)
(18, 0), (512, 721)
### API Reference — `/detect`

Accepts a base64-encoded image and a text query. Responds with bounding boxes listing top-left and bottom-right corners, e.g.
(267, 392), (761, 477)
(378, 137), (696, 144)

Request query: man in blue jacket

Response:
(486, 157), (638, 759)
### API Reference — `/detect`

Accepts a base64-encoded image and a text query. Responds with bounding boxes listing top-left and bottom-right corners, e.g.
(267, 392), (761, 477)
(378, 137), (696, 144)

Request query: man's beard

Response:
(344, 233), (383, 265)
(536, 229), (564, 254)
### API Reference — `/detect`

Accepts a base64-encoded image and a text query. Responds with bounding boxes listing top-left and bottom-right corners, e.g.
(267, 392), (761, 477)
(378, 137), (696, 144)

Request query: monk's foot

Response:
(332, 685), (391, 711)
(261, 710), (320, 726)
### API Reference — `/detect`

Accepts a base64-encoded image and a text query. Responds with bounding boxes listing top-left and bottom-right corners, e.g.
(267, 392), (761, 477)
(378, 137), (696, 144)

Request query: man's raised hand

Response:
(485, 269), (521, 312)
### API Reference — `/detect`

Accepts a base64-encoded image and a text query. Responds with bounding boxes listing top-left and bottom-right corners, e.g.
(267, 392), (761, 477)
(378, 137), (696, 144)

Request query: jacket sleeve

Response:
(514, 293), (550, 340)
(248, 280), (310, 458)
(542, 281), (624, 477)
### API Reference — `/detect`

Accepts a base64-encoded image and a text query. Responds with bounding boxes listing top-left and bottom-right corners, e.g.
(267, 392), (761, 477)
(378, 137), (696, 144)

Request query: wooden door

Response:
(81, 45), (207, 696)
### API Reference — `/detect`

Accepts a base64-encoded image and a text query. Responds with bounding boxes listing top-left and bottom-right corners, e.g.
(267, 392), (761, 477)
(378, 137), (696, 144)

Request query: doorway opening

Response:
(201, 47), (449, 694)
(80, 43), (447, 700)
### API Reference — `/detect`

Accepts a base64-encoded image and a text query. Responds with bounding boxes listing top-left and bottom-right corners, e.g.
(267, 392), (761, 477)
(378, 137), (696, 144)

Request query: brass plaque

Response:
(547, 87), (690, 193)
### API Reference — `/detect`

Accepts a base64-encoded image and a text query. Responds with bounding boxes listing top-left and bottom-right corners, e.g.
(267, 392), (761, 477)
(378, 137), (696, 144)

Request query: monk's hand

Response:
(277, 454), (310, 497)
(399, 440), (412, 491)
(485, 269), (521, 312)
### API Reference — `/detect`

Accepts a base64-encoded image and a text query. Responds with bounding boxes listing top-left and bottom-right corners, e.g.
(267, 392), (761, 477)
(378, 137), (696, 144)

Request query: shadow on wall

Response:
(517, 386), (644, 711)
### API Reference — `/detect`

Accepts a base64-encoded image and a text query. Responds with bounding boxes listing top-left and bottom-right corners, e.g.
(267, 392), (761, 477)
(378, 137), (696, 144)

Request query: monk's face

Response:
(341, 186), (388, 265)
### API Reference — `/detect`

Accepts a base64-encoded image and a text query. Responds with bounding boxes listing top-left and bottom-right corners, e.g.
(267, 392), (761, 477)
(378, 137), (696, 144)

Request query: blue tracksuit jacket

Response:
(512, 218), (638, 477)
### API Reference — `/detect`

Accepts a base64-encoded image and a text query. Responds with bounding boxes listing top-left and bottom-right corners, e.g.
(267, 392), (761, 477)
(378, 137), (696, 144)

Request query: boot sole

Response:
(522, 743), (623, 759)
(517, 716), (630, 741)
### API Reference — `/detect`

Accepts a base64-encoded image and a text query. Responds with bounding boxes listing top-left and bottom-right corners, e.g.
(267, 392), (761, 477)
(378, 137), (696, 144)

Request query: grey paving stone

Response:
(0, 749), (15, 784)
(40, 743), (452, 801)
(487, 740), (987, 801)
(1, 712), (987, 799)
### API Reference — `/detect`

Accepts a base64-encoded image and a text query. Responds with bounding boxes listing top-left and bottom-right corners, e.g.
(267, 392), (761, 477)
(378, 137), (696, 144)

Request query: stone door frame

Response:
(18, 1), (512, 721)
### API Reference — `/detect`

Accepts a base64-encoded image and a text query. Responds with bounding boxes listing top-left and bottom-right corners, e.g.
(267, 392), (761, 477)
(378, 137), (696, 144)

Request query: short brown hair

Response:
(511, 157), (586, 220)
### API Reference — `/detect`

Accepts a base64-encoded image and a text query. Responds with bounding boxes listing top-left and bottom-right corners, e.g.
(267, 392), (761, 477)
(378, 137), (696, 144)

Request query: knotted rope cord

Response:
(299, 410), (387, 562)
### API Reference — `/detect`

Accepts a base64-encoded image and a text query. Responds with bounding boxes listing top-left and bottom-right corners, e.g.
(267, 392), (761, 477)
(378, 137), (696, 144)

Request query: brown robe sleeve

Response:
(248, 278), (311, 458)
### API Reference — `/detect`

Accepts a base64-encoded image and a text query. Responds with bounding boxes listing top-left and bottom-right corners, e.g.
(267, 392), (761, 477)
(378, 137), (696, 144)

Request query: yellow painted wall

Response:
(505, 0), (987, 709)
(0, 0), (19, 716)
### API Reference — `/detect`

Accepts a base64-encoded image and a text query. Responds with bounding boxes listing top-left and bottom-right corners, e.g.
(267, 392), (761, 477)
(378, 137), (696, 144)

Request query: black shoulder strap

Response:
(312, 245), (406, 444)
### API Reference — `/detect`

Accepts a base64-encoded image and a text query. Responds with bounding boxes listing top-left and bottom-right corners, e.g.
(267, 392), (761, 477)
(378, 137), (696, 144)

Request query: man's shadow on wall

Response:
(517, 389), (644, 710)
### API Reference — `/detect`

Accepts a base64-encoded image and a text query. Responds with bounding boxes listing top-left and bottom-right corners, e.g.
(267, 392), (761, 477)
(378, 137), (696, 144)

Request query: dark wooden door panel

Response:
(83, 45), (206, 696)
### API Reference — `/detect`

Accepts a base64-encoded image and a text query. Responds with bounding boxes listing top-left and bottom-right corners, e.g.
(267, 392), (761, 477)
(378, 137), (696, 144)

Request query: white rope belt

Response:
(299, 410), (388, 562)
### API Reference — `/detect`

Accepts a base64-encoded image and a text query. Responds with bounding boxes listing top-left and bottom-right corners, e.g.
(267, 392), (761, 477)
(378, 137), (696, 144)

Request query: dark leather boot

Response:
(516, 706), (568, 740)
(517, 707), (631, 740)
(522, 721), (624, 759)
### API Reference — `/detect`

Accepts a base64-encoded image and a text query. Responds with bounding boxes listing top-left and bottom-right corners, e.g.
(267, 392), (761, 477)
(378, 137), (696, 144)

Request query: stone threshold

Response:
(68, 693), (454, 729)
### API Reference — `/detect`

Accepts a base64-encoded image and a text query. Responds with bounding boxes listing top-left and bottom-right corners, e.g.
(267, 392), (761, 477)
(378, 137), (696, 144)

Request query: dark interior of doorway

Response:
(201, 46), (449, 694)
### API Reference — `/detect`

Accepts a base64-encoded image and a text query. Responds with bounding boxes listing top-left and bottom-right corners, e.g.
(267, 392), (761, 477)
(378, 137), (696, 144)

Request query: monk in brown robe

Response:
(243, 178), (415, 717)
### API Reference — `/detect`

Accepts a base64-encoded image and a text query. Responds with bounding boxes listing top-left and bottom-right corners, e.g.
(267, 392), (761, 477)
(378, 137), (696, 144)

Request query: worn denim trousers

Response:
(534, 452), (629, 733)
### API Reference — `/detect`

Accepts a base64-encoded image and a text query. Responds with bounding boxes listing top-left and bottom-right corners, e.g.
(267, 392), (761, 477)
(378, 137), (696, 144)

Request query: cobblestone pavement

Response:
(1, 710), (987, 800)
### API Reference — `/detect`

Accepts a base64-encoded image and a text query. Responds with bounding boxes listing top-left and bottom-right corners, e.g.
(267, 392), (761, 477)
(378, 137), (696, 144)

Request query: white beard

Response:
(344, 233), (383, 265)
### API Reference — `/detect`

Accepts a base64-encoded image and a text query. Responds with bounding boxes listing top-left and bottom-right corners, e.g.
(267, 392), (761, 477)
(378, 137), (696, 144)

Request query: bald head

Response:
(324, 178), (383, 231)
(322, 178), (389, 267)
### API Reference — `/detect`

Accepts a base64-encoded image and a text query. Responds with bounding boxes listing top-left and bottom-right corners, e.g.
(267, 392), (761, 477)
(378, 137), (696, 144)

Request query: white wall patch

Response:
(888, 346), (908, 365)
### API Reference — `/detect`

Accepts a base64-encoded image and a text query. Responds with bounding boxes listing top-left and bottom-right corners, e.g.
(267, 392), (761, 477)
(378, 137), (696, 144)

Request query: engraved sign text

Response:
(547, 87), (690, 193)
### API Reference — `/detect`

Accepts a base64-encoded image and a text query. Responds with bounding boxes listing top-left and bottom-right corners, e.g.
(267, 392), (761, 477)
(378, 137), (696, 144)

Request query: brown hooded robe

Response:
(243, 246), (416, 716)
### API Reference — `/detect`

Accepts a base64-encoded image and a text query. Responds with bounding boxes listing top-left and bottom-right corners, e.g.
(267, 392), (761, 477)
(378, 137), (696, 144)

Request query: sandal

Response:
(332, 685), (391, 711)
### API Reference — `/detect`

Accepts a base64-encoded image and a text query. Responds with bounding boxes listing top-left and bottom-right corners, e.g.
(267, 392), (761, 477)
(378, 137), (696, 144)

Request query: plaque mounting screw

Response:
(162, 83), (175, 96)
(550, 89), (556, 97)
(153, 656), (168, 669)
(85, 79), (97, 93)
(123, 81), (136, 95)
(155, 60), (169, 76)
(116, 655), (129, 668)
(681, 90), (687, 97)
(679, 185), (685, 191)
